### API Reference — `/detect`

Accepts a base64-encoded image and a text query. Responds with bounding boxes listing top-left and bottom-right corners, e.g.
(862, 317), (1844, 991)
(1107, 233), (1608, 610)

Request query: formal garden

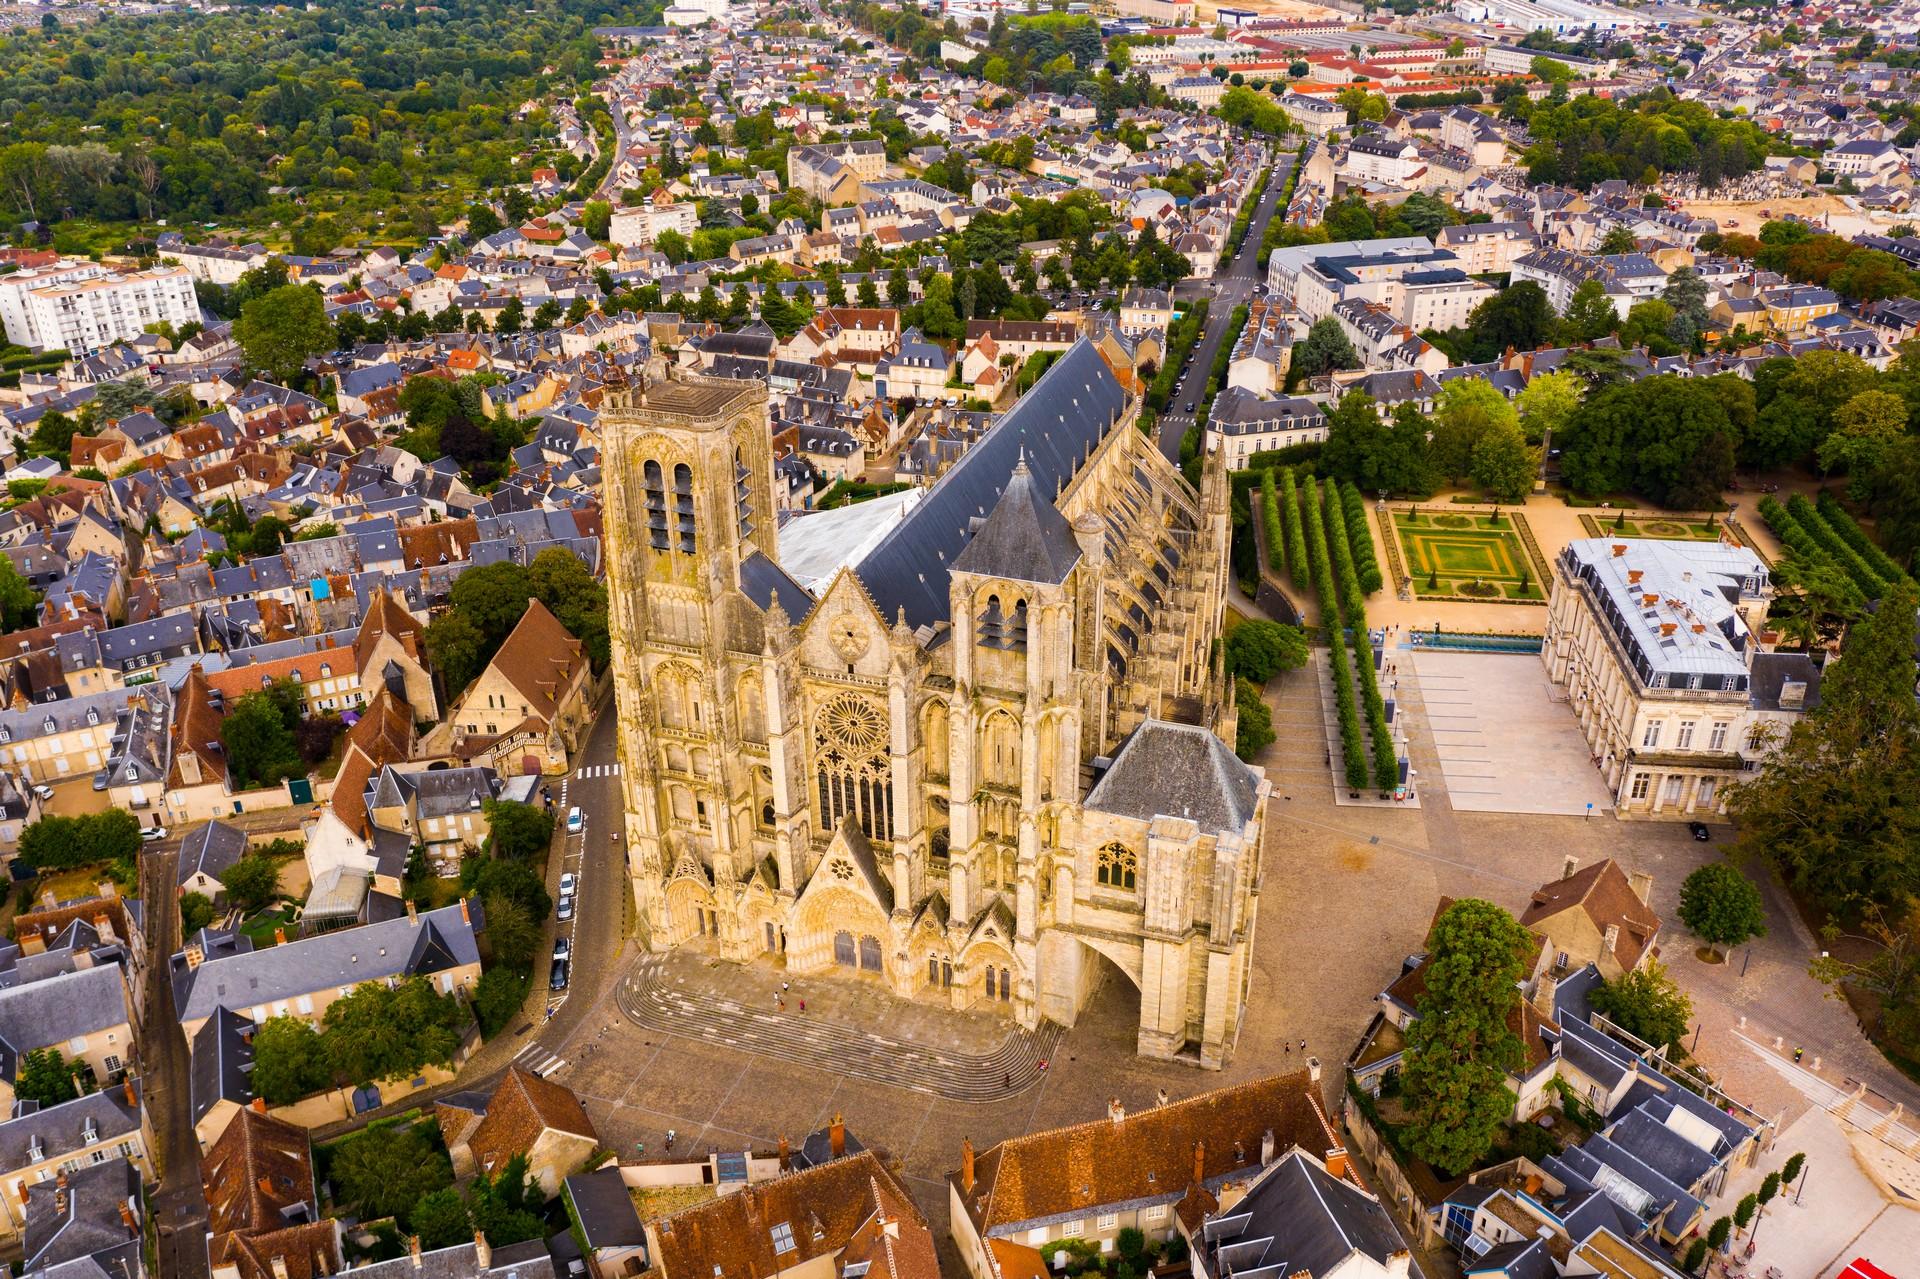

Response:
(1392, 509), (1545, 601)
(1576, 512), (1728, 542)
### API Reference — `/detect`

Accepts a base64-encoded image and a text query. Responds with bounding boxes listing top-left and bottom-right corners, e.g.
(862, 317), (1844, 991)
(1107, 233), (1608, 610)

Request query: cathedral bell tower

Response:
(600, 373), (779, 950)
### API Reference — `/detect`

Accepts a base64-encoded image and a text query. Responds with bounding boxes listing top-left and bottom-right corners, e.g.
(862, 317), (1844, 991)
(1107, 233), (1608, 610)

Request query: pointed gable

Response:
(952, 455), (1082, 585)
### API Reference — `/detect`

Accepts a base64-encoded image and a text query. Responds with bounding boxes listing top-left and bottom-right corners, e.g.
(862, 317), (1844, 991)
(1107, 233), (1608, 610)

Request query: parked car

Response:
(566, 806), (583, 835)
(1688, 821), (1712, 842)
(30, 783), (52, 800)
(553, 937), (572, 963)
(142, 825), (168, 843)
(557, 894), (575, 922)
(549, 959), (570, 991)
(559, 871), (578, 898)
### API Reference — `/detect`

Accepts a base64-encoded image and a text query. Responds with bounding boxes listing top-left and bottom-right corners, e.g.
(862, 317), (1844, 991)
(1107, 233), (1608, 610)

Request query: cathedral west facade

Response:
(602, 339), (1269, 1066)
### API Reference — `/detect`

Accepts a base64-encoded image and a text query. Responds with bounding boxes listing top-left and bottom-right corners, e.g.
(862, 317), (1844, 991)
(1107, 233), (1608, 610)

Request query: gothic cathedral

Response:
(602, 339), (1269, 1067)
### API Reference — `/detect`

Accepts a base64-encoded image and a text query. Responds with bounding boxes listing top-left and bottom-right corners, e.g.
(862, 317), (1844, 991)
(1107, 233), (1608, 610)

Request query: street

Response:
(1156, 149), (1297, 464)
(136, 846), (212, 1279)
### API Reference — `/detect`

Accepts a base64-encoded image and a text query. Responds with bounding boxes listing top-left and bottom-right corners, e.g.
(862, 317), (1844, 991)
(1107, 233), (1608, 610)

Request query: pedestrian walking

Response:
(1299, 1038), (1307, 1052)
(799, 999), (806, 1013)
(1039, 1058), (1048, 1071)
(1004, 1071), (1011, 1090)
(777, 996), (785, 1012)
(1793, 1046), (1804, 1063)
(1284, 1040), (1291, 1054)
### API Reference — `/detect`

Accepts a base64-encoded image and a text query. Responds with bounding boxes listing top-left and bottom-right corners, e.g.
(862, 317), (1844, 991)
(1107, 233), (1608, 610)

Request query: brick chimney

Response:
(118, 1200), (137, 1232)
(409, 1236), (423, 1269)
(1603, 923), (1620, 956)
(185, 941), (204, 970)
(829, 1112), (845, 1158)
(460, 898), (470, 924)
(1308, 1056), (1322, 1084)
(1325, 1147), (1350, 1179)
(961, 1138), (975, 1196)
(1533, 970), (1559, 1023)
(250, 1097), (268, 1114)
(1108, 1097), (1125, 1124)
(94, 913), (115, 943)
(474, 1230), (491, 1269)
(406, 898), (418, 925)
(1192, 1140), (1207, 1187)
(1260, 1128), (1276, 1166)
(1562, 855), (1577, 881)
(778, 1135), (790, 1171)
(123, 1076), (136, 1107)
(1629, 870), (1653, 906)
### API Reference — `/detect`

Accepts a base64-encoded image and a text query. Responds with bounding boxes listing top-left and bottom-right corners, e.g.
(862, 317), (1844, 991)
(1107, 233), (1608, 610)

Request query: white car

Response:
(566, 806), (583, 835)
(141, 825), (168, 843)
(30, 783), (52, 800)
(559, 872), (578, 898)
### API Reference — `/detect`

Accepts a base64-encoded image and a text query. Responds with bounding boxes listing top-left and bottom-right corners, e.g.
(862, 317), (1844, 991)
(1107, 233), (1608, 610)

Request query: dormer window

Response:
(86, 708), (98, 726)
(41, 717), (54, 735)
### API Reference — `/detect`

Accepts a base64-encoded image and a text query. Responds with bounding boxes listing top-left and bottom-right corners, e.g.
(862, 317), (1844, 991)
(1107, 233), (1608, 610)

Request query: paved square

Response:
(1403, 648), (1615, 816)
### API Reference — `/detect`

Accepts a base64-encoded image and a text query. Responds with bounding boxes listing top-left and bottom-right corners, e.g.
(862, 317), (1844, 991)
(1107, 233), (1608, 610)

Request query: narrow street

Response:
(1157, 148), (1298, 464)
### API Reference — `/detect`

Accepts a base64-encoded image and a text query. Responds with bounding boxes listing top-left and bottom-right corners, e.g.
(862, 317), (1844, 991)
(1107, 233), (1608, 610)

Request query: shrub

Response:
(1302, 476), (1368, 789)
(1279, 467), (1308, 589)
(1816, 490), (1907, 585)
(1340, 481), (1383, 594)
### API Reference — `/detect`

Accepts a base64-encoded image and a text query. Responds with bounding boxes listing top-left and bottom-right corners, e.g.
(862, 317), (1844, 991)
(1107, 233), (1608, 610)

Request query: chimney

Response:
(1659, 623), (1678, 637)
(94, 913), (115, 943)
(55, 1171), (68, 1190)
(1307, 1056), (1322, 1084)
(123, 1076), (136, 1106)
(406, 898), (418, 925)
(829, 1112), (845, 1158)
(473, 1230), (491, 1270)
(185, 941), (204, 970)
(1612, 544), (1627, 557)
(1642, 593), (1660, 607)
(1533, 970), (1559, 1022)
(119, 1201), (137, 1232)
(460, 898), (470, 924)
(251, 1097), (268, 1114)
(1627, 569), (1643, 585)
(1157, 1088), (1169, 1107)
(1261, 1128), (1276, 1167)
(778, 1135), (791, 1171)
(1629, 870), (1653, 906)
(272, 1259), (289, 1279)
(409, 1236), (423, 1269)
(1192, 1140), (1207, 1187)
(1108, 1097), (1125, 1124)
(273, 927), (287, 946)
(1562, 855), (1577, 881)
(961, 1138), (975, 1196)
(39, 888), (54, 909)
(1604, 923), (1620, 956)
(1325, 1147), (1350, 1179)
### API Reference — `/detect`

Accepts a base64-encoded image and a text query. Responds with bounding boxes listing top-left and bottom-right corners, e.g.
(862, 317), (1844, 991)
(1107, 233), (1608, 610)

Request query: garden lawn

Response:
(1577, 513), (1725, 541)
(1394, 513), (1542, 600)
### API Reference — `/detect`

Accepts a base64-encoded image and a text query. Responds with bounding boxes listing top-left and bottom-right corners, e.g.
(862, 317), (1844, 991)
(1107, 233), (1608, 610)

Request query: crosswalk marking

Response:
(511, 1040), (569, 1077)
(574, 763), (623, 779)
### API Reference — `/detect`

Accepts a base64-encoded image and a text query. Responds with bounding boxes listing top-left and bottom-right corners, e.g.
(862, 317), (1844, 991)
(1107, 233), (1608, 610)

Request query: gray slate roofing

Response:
(563, 1167), (647, 1248)
(22, 1156), (139, 1273)
(951, 457), (1081, 585)
(188, 1006), (256, 1123)
(0, 1079), (142, 1173)
(855, 338), (1125, 628)
(1086, 718), (1259, 835)
(739, 550), (816, 621)
(178, 821), (250, 885)
(346, 1239), (554, 1279)
(173, 900), (482, 1025)
(0, 966), (131, 1084)
(1201, 1151), (1405, 1279)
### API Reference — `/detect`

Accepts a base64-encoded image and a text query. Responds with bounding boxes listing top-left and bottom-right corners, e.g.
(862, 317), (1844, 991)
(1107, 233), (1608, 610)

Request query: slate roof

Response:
(188, 1007), (257, 1124)
(0, 966), (130, 1084)
(855, 338), (1126, 628)
(22, 1156), (140, 1274)
(0, 1080), (142, 1175)
(1197, 1150), (1406, 1278)
(563, 1167), (646, 1249)
(178, 821), (250, 886)
(951, 457), (1081, 585)
(739, 550), (816, 621)
(1085, 719), (1259, 834)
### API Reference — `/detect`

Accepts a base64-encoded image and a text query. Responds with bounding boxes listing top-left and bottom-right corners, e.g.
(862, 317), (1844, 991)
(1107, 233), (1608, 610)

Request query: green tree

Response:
(1732, 580), (1920, 913)
(1293, 316), (1358, 380)
(468, 1153), (548, 1245)
(1402, 899), (1532, 1175)
(1683, 1240), (1709, 1274)
(1782, 1152), (1805, 1185)
(234, 284), (331, 384)
(1758, 1171), (1781, 1205)
(1818, 389), (1910, 484)
(1234, 677), (1274, 761)
(654, 228), (689, 264)
(219, 855), (282, 913)
(1431, 378), (1519, 485)
(1469, 423), (1535, 502)
(180, 891), (216, 935)
(322, 977), (467, 1087)
(472, 965), (530, 1037)
(483, 800), (554, 862)
(1515, 369), (1584, 446)
(581, 199), (612, 242)
(425, 611), (489, 700)
(1662, 266), (1710, 345)
(1561, 279), (1620, 342)
(330, 1126), (454, 1222)
(1809, 904), (1920, 1053)
(1733, 1192), (1758, 1232)
(407, 1188), (472, 1249)
(15, 1047), (88, 1105)
(1587, 961), (1692, 1050)
(1225, 620), (1307, 684)
(483, 895), (541, 970)
(1597, 224), (1637, 255)
(1677, 862), (1769, 959)
(529, 546), (610, 670)
(220, 689), (302, 790)
(0, 556), (41, 631)
(1706, 1216), (1732, 1253)
(1463, 281), (1556, 362)
(250, 1016), (330, 1104)
(28, 408), (79, 461)
(1558, 375), (1734, 507)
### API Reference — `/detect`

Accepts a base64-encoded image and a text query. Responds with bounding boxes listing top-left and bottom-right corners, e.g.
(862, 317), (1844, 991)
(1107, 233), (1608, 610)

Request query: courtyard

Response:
(1392, 509), (1547, 601)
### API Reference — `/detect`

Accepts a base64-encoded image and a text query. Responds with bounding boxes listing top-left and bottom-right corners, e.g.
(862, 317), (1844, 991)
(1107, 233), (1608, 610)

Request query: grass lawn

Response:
(1394, 514), (1543, 600)
(1578, 513), (1726, 541)
(239, 905), (297, 947)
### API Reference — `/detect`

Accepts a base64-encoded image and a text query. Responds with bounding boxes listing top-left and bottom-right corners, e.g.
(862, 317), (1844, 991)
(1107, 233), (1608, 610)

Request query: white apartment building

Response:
(161, 241), (268, 286)
(608, 197), (699, 249)
(14, 266), (199, 355)
(1266, 236), (1434, 304)
(1542, 538), (1819, 821)
(1341, 136), (1425, 187)
(0, 260), (109, 348)
(1282, 93), (1348, 139)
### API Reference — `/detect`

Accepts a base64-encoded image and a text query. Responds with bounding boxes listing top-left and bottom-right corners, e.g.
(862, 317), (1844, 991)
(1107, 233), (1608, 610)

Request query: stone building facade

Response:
(602, 339), (1269, 1066)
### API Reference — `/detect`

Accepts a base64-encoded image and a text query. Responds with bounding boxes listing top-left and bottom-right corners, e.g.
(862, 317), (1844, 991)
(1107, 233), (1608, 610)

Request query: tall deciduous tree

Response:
(1293, 317), (1358, 380)
(1402, 899), (1531, 1175)
(1515, 370), (1583, 446)
(1587, 961), (1692, 1050)
(330, 1126), (453, 1222)
(1732, 580), (1920, 914)
(250, 1016), (329, 1104)
(1677, 862), (1769, 958)
(234, 284), (331, 384)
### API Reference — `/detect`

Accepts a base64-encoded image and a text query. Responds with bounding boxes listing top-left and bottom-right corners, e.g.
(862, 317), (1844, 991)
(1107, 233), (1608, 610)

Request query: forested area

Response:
(0, 0), (659, 236)
(1506, 92), (1773, 189)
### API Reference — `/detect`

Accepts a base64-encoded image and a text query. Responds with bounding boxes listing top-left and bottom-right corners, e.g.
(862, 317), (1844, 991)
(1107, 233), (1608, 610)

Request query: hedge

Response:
(1280, 467), (1308, 590)
(1815, 490), (1908, 586)
(1340, 481), (1383, 595)
(1260, 469), (1284, 579)
(1787, 493), (1887, 593)
(1322, 482), (1398, 790)
(1760, 494), (1877, 602)
(1301, 475), (1369, 790)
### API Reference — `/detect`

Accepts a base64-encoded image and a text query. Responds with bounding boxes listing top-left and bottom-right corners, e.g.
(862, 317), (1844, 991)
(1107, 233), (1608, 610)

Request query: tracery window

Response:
(1096, 842), (1138, 892)
(814, 694), (892, 842)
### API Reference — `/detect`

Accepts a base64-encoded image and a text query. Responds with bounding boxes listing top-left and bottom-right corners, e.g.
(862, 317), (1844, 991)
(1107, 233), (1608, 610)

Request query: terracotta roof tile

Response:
(462, 1067), (599, 1173)
(1519, 859), (1660, 972)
